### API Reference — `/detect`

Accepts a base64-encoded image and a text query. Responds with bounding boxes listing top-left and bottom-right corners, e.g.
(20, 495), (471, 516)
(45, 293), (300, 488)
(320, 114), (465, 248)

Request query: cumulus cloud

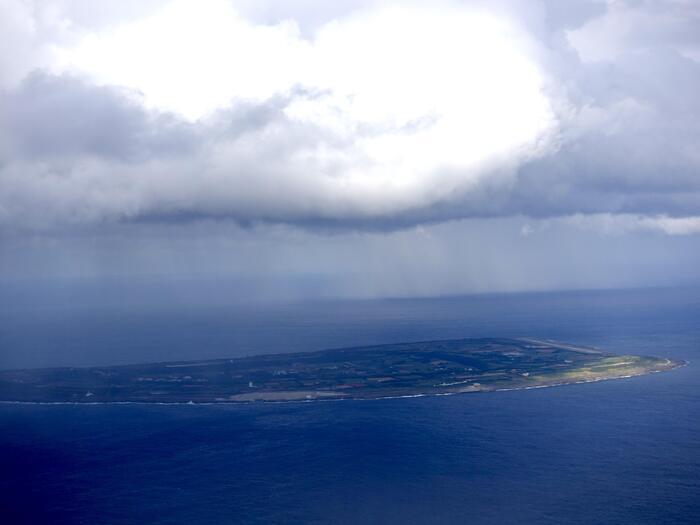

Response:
(0, 0), (699, 234)
(1, 0), (559, 229)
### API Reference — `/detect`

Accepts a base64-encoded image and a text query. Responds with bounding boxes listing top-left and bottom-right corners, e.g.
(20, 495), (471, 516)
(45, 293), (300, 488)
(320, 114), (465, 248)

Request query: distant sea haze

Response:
(2, 284), (697, 370)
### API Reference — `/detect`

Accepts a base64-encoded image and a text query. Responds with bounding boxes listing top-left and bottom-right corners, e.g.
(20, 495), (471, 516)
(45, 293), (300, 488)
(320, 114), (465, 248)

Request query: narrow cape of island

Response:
(0, 338), (683, 403)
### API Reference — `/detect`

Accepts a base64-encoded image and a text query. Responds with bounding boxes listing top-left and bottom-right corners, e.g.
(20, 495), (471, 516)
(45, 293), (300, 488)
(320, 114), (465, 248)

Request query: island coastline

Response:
(0, 338), (684, 404)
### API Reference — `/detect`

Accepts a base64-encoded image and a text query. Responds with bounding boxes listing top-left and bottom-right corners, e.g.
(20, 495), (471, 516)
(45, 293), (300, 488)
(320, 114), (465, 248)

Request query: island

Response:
(0, 338), (683, 403)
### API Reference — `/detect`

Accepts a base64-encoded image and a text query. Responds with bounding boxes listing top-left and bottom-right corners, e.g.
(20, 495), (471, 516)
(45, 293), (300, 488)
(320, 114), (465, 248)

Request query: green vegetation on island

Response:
(0, 338), (682, 403)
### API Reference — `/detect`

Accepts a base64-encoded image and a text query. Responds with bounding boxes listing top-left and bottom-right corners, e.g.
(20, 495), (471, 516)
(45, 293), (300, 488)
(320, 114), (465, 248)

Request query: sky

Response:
(1, 0), (699, 300)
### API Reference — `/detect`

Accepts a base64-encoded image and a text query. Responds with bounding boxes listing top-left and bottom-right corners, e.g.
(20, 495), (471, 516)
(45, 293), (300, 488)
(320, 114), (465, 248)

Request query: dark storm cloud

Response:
(506, 46), (700, 219)
(3, 72), (197, 162)
(1, 71), (309, 164)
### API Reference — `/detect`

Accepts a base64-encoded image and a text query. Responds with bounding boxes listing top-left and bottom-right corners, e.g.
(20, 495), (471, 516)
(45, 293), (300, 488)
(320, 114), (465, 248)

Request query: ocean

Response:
(1, 286), (698, 524)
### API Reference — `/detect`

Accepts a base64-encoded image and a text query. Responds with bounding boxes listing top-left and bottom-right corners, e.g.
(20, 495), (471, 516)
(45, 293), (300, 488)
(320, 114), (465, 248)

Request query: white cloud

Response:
(52, 0), (306, 119)
(0, 0), (699, 234)
(561, 213), (700, 236)
(639, 215), (700, 235)
(1, 0), (559, 228)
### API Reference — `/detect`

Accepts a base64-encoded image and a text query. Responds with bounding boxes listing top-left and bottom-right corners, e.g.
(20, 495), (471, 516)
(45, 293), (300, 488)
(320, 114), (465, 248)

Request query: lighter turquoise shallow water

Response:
(1, 287), (698, 524)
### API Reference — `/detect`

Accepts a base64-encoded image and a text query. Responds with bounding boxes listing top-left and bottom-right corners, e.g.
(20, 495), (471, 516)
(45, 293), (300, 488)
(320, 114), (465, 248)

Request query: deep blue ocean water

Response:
(1, 286), (699, 524)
